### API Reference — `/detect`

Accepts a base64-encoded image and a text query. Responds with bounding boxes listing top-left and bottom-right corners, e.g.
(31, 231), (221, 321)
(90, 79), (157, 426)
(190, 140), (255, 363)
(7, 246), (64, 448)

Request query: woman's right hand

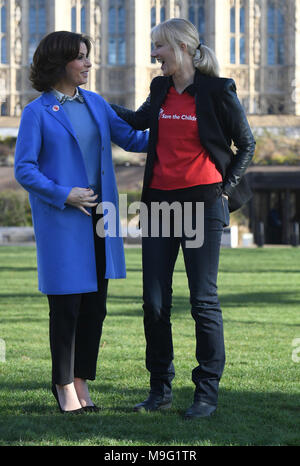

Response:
(66, 187), (98, 216)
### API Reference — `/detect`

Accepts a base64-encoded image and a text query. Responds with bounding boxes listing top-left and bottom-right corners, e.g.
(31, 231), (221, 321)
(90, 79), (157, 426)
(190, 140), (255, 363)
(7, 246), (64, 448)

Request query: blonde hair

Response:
(151, 18), (220, 78)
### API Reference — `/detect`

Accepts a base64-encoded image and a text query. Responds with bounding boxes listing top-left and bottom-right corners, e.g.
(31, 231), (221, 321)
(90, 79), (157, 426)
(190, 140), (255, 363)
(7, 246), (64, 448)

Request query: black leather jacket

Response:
(112, 70), (256, 212)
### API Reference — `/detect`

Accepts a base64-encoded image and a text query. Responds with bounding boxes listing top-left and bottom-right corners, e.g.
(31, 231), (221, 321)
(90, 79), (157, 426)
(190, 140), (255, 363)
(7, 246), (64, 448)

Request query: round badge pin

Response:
(52, 105), (60, 112)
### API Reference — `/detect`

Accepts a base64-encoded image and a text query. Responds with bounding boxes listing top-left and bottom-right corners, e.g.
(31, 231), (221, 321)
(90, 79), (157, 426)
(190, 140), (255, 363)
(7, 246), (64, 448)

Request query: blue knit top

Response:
(52, 88), (102, 199)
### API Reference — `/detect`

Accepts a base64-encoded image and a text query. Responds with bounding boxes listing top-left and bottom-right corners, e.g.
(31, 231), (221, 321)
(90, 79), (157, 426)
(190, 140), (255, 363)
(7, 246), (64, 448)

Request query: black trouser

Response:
(142, 195), (228, 405)
(48, 208), (108, 385)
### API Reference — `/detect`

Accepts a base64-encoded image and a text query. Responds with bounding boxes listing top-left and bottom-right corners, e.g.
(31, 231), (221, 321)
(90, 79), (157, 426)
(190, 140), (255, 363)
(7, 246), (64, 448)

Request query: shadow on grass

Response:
(218, 269), (300, 274)
(0, 293), (42, 299)
(0, 380), (299, 446)
(105, 290), (300, 317)
(1, 290), (299, 324)
(0, 267), (37, 272)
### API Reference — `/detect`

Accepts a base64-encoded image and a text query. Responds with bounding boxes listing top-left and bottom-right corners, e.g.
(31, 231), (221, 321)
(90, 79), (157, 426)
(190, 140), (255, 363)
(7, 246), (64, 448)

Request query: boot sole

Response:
(184, 407), (216, 419)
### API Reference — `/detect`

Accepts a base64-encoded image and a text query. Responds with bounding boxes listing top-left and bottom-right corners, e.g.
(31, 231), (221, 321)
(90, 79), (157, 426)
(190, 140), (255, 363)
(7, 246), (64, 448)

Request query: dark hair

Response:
(29, 31), (92, 92)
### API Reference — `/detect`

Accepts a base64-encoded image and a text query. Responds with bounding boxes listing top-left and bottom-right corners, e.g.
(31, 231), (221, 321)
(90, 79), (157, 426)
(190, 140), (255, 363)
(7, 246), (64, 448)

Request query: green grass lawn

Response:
(0, 245), (299, 446)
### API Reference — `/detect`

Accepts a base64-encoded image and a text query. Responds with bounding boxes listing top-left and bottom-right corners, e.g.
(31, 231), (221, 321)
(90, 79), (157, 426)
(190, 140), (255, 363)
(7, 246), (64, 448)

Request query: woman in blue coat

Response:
(14, 31), (148, 414)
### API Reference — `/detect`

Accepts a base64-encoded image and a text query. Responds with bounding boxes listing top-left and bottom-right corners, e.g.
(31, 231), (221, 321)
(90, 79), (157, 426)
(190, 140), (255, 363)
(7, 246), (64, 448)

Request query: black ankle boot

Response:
(184, 401), (216, 419)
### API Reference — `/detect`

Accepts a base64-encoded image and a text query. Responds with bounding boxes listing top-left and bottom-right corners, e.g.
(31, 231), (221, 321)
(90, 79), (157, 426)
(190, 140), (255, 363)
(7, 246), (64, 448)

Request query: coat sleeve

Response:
(14, 106), (72, 210)
(220, 79), (256, 196)
(103, 99), (149, 152)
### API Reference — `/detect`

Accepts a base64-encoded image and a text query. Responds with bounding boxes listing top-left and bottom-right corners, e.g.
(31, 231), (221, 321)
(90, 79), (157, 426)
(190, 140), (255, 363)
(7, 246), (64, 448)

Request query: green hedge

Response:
(0, 190), (32, 226)
(0, 190), (144, 226)
(252, 132), (300, 166)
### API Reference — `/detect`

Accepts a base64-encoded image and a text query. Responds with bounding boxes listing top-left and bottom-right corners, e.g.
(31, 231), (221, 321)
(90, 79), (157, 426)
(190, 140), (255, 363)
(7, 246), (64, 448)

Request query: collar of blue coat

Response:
(51, 87), (85, 104)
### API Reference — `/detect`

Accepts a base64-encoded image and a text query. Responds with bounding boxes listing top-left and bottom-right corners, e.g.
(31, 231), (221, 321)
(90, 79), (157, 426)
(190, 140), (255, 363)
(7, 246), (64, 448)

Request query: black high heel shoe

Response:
(82, 404), (100, 413)
(51, 383), (84, 415)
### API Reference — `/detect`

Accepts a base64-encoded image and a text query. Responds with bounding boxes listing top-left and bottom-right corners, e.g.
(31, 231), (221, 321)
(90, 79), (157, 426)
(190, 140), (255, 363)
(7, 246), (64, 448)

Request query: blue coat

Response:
(14, 88), (148, 295)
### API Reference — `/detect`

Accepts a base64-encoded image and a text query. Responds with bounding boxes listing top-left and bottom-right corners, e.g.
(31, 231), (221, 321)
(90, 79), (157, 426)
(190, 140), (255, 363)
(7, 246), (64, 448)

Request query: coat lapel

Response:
(151, 78), (170, 126)
(194, 71), (214, 142)
(149, 77), (170, 151)
(142, 78), (169, 191)
(41, 92), (78, 141)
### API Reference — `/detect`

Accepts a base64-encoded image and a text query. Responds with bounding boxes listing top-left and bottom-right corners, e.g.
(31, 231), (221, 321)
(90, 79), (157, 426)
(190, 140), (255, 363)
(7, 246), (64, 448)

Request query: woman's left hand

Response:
(66, 187), (99, 216)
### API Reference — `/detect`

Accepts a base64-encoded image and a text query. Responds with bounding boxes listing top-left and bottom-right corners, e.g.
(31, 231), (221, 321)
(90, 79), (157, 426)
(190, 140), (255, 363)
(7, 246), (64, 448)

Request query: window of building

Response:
(150, 2), (169, 63)
(230, 4), (235, 32)
(118, 5), (126, 64)
(188, 0), (206, 44)
(0, 3), (7, 64)
(1, 101), (7, 115)
(81, 5), (86, 33)
(1, 36), (6, 63)
(151, 5), (156, 27)
(119, 4), (126, 33)
(230, 36), (235, 64)
(239, 4), (245, 63)
(71, 6), (76, 32)
(71, 2), (87, 34)
(28, 0), (47, 63)
(109, 5), (116, 33)
(267, 0), (285, 65)
(108, 0), (126, 65)
(229, 0), (247, 65)
(150, 5), (156, 63)
(1, 4), (6, 33)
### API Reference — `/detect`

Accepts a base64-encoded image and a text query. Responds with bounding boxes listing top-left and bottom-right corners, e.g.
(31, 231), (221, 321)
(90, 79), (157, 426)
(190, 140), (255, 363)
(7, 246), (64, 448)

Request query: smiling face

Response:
(64, 42), (91, 87)
(151, 41), (178, 76)
(55, 41), (92, 95)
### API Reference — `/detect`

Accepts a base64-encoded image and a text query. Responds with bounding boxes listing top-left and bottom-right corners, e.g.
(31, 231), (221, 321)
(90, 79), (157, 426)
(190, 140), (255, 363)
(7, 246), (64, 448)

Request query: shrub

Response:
(0, 190), (32, 226)
(252, 132), (300, 165)
(0, 137), (17, 167)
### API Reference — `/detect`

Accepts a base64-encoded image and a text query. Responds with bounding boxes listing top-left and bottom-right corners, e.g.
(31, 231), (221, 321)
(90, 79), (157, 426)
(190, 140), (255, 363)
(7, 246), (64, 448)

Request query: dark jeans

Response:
(48, 208), (108, 385)
(142, 195), (229, 405)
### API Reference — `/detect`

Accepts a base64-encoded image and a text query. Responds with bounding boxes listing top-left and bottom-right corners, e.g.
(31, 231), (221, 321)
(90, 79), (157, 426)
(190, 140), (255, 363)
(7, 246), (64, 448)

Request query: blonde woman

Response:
(112, 18), (255, 418)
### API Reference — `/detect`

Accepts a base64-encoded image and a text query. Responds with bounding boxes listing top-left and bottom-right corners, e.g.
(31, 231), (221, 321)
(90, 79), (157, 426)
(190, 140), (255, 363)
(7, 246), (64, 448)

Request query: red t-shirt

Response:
(150, 86), (222, 190)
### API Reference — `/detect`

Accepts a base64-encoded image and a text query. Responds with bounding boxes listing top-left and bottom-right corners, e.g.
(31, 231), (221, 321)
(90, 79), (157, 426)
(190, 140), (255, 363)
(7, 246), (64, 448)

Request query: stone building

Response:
(0, 0), (300, 116)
